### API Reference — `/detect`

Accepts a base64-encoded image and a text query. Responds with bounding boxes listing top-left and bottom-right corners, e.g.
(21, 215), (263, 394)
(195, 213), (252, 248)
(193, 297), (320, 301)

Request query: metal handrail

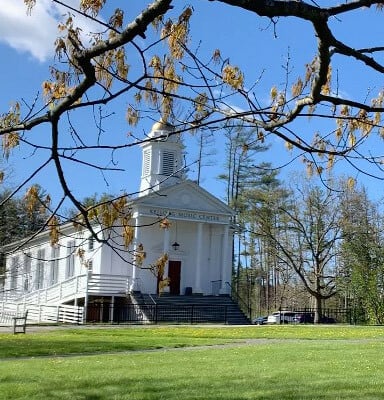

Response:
(148, 293), (156, 305)
(225, 281), (251, 319)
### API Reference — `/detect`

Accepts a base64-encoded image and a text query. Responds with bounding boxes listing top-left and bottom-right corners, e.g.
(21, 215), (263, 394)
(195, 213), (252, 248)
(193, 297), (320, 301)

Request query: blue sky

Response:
(1, 1), (384, 211)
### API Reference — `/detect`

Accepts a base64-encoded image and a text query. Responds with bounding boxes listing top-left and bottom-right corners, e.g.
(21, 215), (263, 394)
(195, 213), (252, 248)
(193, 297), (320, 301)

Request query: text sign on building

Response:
(141, 206), (228, 223)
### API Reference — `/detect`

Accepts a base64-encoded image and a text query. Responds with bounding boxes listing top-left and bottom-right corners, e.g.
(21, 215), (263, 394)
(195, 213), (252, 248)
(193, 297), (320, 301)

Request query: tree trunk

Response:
(314, 295), (322, 324)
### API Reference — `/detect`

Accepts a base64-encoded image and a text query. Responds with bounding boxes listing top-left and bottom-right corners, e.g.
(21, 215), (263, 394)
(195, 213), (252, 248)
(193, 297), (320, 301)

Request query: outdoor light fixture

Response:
(172, 241), (180, 251)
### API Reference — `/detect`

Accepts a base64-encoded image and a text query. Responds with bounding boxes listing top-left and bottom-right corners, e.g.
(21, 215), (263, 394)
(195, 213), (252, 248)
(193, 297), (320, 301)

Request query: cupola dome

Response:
(149, 119), (179, 142)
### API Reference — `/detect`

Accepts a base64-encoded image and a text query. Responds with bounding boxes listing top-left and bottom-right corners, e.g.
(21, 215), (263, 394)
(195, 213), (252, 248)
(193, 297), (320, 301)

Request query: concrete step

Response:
(131, 293), (250, 325)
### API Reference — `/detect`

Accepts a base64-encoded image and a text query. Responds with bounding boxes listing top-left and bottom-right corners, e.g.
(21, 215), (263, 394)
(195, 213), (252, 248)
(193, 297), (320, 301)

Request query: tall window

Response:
(0, 253), (4, 289)
(88, 236), (95, 251)
(51, 246), (60, 285)
(66, 240), (76, 278)
(161, 151), (175, 176)
(10, 256), (19, 290)
(23, 253), (31, 292)
(36, 249), (45, 290)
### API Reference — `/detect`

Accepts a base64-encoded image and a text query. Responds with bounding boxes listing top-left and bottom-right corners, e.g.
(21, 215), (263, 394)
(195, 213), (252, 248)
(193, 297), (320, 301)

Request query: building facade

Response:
(0, 122), (234, 320)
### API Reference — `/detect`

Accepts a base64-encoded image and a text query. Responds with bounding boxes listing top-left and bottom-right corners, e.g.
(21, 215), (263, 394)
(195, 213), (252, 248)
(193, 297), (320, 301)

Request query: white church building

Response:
(0, 121), (243, 324)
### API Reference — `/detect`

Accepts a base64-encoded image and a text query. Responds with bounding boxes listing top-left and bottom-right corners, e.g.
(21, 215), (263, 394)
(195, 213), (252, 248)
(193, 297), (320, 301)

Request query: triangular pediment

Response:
(133, 180), (234, 221)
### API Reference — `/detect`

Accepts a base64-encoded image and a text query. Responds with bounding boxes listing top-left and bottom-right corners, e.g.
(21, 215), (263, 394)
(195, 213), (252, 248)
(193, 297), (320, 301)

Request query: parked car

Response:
(267, 311), (296, 324)
(252, 316), (268, 325)
(293, 312), (314, 324)
(293, 313), (336, 324)
(320, 316), (336, 324)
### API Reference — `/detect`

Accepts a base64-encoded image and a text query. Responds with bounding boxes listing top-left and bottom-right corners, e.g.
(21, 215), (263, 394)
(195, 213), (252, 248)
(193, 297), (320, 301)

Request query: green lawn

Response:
(1, 325), (384, 399)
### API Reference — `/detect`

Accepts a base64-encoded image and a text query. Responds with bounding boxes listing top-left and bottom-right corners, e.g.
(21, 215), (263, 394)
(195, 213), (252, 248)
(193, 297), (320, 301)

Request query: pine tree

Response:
(340, 186), (384, 324)
(239, 165), (290, 315)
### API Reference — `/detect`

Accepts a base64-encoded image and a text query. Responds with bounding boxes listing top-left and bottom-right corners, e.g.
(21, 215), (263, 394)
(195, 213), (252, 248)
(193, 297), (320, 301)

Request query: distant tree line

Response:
(0, 186), (50, 247)
(217, 123), (384, 324)
(0, 185), (49, 285)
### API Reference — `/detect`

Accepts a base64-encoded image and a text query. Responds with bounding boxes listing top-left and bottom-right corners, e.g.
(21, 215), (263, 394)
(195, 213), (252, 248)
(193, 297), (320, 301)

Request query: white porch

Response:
(0, 273), (131, 305)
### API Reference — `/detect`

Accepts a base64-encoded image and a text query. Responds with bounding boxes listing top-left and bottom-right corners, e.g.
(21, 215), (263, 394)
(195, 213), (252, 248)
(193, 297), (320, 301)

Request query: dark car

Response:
(252, 316), (268, 325)
(293, 313), (336, 324)
(293, 313), (314, 324)
(320, 316), (336, 324)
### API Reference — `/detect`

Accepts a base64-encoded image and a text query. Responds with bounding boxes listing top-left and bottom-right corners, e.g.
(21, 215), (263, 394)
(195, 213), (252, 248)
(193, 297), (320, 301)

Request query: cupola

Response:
(139, 120), (185, 196)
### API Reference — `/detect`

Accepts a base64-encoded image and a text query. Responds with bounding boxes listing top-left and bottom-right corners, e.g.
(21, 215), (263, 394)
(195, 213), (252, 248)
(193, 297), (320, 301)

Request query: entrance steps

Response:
(132, 293), (250, 325)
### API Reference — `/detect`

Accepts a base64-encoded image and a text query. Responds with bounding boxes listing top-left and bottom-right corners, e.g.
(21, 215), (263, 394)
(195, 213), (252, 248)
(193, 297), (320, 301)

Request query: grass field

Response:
(1, 325), (384, 399)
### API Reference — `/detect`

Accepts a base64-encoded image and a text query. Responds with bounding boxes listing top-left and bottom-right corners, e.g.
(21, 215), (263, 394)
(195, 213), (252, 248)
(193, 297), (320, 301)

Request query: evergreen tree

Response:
(340, 186), (384, 324)
(0, 190), (20, 246)
(0, 186), (50, 286)
(218, 122), (268, 300)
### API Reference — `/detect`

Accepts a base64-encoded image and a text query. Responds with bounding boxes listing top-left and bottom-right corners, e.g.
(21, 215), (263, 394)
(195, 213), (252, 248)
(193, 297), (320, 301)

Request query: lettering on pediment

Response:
(141, 206), (227, 223)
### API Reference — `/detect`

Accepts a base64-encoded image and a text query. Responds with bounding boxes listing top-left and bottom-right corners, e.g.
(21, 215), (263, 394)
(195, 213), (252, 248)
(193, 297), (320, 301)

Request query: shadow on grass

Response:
(1, 341), (384, 400)
(6, 373), (383, 400)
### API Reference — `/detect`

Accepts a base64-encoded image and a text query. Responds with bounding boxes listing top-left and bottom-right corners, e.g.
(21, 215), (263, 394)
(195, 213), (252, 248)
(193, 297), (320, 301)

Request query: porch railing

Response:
(0, 273), (131, 307)
(0, 302), (84, 325)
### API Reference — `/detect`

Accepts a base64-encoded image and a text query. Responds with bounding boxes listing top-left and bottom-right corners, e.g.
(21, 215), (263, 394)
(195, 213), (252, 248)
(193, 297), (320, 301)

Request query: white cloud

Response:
(0, 0), (104, 62)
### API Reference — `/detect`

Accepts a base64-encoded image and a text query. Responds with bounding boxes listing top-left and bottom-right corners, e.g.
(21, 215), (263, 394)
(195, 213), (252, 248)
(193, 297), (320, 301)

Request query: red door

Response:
(168, 261), (181, 295)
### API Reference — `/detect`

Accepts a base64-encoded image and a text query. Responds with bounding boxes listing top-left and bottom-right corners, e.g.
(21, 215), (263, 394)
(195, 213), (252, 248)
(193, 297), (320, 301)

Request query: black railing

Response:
(86, 303), (229, 324)
(226, 281), (251, 319)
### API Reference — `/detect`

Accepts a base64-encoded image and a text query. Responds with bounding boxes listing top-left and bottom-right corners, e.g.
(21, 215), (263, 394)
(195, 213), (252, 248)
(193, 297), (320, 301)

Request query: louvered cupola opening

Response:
(161, 151), (175, 176)
(142, 149), (151, 177)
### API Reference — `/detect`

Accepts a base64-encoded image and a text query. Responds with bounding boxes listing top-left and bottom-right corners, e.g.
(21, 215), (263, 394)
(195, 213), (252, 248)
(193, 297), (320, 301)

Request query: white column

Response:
(130, 216), (141, 292)
(194, 222), (203, 293)
(109, 296), (115, 323)
(163, 227), (170, 254)
(84, 267), (90, 322)
(220, 224), (230, 295)
(162, 227), (170, 293)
